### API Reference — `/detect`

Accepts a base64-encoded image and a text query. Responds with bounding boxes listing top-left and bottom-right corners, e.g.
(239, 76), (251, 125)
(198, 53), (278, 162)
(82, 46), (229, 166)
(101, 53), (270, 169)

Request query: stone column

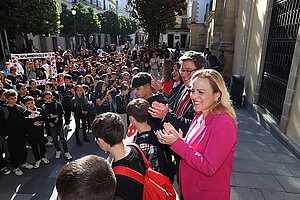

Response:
(219, 0), (238, 78)
(211, 0), (224, 49)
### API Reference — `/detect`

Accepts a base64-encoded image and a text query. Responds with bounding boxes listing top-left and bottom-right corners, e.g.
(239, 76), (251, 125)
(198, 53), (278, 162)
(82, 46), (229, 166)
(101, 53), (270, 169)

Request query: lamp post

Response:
(71, 7), (77, 53)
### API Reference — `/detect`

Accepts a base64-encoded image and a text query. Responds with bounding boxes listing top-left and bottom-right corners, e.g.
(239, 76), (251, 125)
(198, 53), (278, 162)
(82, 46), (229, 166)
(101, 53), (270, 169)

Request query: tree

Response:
(118, 16), (137, 45)
(0, 0), (60, 49)
(60, 3), (100, 47)
(127, 0), (186, 47)
(98, 10), (119, 44)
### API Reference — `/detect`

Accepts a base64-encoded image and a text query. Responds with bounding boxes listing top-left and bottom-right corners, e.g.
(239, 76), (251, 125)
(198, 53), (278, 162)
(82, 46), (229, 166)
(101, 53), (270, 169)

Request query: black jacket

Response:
(42, 101), (64, 128)
(23, 107), (46, 136)
(71, 97), (89, 117)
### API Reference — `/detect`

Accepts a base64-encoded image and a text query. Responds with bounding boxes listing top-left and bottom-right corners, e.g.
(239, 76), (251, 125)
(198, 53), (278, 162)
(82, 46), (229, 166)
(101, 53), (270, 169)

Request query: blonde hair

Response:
(191, 69), (236, 122)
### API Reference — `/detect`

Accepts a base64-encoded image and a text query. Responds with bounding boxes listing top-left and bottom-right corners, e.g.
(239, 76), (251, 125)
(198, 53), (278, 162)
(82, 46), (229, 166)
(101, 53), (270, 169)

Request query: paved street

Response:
(0, 109), (300, 200)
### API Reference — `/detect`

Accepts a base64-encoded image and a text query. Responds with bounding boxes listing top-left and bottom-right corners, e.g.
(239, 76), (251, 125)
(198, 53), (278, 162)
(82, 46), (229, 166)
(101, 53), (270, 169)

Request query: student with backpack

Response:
(126, 98), (159, 171)
(23, 96), (50, 168)
(92, 112), (176, 200)
(2, 89), (33, 176)
(42, 92), (72, 160)
(92, 112), (144, 200)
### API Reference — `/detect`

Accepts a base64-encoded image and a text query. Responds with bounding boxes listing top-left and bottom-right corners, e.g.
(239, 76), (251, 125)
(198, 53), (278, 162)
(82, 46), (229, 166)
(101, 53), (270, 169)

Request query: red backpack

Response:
(113, 144), (176, 200)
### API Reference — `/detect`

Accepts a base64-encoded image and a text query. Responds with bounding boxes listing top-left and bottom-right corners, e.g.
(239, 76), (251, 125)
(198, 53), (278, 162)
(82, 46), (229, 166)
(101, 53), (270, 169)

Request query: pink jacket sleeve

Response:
(170, 115), (237, 176)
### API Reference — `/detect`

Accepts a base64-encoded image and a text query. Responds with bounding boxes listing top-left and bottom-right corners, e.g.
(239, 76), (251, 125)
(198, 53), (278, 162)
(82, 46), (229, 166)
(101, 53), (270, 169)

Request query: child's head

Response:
(119, 84), (129, 95)
(64, 74), (72, 85)
(101, 74), (109, 83)
(3, 89), (17, 105)
(131, 72), (152, 99)
(95, 80), (106, 93)
(75, 85), (85, 97)
(45, 82), (55, 92)
(24, 96), (35, 110)
(56, 155), (116, 200)
(43, 91), (54, 103)
(127, 98), (150, 125)
(82, 84), (90, 94)
(92, 112), (124, 149)
(29, 79), (37, 90)
(16, 83), (27, 95)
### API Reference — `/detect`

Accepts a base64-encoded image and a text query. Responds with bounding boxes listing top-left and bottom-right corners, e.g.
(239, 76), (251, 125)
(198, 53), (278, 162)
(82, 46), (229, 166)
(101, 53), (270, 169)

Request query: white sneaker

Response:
(45, 141), (53, 147)
(41, 158), (50, 164)
(14, 167), (24, 176)
(34, 160), (41, 169)
(22, 162), (33, 169)
(64, 152), (72, 160)
(0, 167), (11, 175)
(55, 151), (61, 159)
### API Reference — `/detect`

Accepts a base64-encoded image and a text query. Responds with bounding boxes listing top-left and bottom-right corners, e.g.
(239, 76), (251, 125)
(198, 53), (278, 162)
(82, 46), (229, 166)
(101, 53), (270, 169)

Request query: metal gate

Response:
(258, 0), (300, 122)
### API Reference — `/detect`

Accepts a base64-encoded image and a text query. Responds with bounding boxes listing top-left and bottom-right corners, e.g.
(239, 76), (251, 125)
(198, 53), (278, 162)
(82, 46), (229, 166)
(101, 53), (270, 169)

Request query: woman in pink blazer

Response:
(157, 69), (237, 200)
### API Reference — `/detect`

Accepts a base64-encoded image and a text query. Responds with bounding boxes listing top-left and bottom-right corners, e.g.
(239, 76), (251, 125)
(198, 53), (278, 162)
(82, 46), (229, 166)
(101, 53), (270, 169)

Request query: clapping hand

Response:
(156, 122), (183, 145)
(148, 101), (169, 119)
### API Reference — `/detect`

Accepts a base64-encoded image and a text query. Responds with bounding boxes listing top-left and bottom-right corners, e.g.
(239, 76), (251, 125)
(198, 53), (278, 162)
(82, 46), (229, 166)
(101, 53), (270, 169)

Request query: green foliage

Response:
(127, 0), (186, 46)
(0, 0), (60, 37)
(60, 3), (100, 46)
(118, 16), (137, 35)
(98, 10), (119, 35)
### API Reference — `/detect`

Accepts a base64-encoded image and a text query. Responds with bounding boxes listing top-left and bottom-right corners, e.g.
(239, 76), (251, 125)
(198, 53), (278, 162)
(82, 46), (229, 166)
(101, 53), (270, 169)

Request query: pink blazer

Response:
(170, 112), (237, 200)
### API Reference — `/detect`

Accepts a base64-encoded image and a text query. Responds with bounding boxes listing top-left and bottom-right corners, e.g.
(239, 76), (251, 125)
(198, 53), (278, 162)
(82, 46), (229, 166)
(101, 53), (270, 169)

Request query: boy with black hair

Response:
(127, 98), (159, 171)
(45, 82), (60, 102)
(58, 74), (74, 129)
(131, 72), (174, 182)
(42, 91), (72, 160)
(28, 79), (43, 107)
(92, 112), (144, 200)
(2, 89), (33, 175)
(23, 96), (50, 168)
(56, 155), (117, 200)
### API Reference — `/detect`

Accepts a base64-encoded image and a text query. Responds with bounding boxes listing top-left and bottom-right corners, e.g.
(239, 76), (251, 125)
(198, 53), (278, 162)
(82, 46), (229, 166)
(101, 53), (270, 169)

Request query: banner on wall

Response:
(10, 52), (57, 85)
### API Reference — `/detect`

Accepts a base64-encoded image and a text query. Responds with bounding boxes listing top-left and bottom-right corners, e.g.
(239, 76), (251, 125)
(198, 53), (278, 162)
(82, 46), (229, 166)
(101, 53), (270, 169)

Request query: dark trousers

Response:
(7, 135), (27, 168)
(49, 126), (68, 152)
(28, 133), (46, 161)
(74, 115), (87, 142)
(0, 146), (6, 169)
(64, 107), (72, 125)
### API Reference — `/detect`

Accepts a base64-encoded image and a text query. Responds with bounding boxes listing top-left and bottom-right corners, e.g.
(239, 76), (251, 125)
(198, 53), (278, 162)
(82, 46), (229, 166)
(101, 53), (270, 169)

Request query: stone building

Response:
(205, 0), (300, 155)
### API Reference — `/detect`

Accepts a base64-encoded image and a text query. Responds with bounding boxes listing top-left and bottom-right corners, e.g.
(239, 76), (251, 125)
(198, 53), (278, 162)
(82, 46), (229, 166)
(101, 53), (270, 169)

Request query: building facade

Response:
(188, 0), (209, 51)
(206, 0), (300, 154)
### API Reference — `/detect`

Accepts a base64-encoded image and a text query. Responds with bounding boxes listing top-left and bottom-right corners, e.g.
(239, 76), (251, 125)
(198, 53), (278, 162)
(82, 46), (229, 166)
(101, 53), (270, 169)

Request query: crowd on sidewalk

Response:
(0, 43), (235, 200)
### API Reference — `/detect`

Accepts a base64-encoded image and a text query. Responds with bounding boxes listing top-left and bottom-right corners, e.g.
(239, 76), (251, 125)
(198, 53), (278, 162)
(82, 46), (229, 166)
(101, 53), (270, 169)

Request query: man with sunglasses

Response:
(149, 51), (207, 135)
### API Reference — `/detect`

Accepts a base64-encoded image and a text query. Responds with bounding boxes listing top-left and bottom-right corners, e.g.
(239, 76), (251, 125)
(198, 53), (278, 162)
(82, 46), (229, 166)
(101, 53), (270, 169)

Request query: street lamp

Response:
(71, 7), (77, 53)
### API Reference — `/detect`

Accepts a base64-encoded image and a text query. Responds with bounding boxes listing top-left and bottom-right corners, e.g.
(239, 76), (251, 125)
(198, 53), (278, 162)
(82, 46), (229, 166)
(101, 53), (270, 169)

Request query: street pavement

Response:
(0, 109), (299, 200)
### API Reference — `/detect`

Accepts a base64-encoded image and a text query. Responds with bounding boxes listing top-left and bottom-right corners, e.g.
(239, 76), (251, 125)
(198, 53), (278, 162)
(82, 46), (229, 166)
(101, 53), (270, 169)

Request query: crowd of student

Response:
(0, 44), (236, 200)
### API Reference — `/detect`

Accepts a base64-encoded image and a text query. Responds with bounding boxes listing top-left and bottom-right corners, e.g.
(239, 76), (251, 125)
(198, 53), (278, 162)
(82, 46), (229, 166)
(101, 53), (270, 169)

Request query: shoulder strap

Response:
(42, 104), (46, 112)
(128, 143), (150, 169)
(113, 166), (144, 185)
